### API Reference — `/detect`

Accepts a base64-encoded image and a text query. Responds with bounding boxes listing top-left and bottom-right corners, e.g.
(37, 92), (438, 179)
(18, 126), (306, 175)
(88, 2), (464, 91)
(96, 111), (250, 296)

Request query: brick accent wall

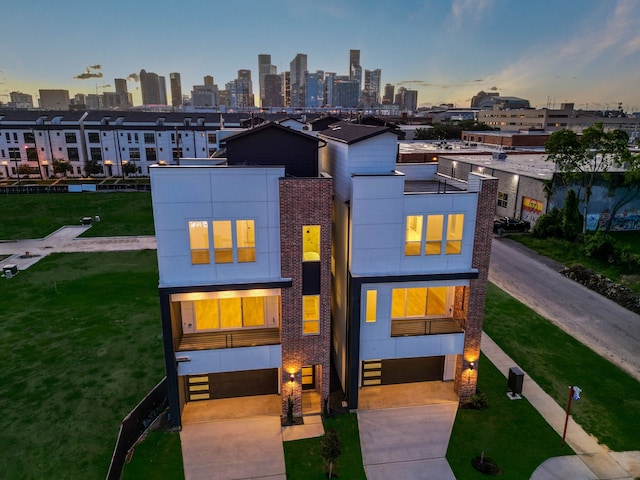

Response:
(455, 176), (498, 400)
(279, 177), (333, 419)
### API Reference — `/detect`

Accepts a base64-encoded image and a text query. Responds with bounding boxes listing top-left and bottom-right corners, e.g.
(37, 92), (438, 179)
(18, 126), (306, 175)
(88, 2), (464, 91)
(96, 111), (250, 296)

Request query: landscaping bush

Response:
(471, 454), (503, 475)
(461, 391), (489, 410)
(584, 231), (618, 263)
(561, 189), (583, 240)
(532, 208), (563, 238)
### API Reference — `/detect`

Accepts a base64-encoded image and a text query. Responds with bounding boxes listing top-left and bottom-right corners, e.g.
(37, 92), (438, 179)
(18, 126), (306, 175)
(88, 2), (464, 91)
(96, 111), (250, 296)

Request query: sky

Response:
(1, 0), (640, 111)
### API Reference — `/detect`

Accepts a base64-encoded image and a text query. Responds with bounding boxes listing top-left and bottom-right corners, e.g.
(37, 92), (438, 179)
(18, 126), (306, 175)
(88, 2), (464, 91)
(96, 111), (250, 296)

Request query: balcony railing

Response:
(176, 327), (280, 352)
(391, 318), (463, 337)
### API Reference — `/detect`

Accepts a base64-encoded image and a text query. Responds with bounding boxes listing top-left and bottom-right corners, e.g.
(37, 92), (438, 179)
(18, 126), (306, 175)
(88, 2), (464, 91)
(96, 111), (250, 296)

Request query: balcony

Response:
(391, 318), (463, 337)
(176, 328), (280, 352)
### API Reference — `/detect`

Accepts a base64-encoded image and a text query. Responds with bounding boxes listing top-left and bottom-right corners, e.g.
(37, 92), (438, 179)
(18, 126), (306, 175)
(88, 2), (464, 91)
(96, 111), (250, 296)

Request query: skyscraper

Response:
(281, 71), (291, 107)
(382, 83), (395, 105)
(258, 54), (277, 108)
(170, 72), (183, 109)
(204, 75), (214, 87)
(264, 74), (283, 107)
(363, 69), (382, 106)
(305, 71), (324, 108)
(140, 69), (167, 106)
(114, 78), (131, 108)
(349, 49), (362, 97)
(39, 89), (70, 110)
(290, 53), (307, 108)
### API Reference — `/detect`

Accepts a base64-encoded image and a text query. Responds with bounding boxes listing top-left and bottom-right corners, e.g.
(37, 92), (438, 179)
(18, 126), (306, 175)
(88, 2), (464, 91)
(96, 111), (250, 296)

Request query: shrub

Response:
(584, 232), (618, 263)
(533, 208), (563, 238)
(461, 391), (489, 410)
(561, 189), (583, 240)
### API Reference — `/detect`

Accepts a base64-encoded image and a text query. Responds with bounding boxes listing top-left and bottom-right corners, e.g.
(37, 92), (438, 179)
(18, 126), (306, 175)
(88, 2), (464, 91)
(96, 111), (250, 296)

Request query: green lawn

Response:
(447, 352), (572, 479)
(121, 431), (184, 480)
(0, 192), (154, 240)
(512, 232), (640, 292)
(483, 282), (640, 451)
(0, 250), (165, 479)
(284, 413), (366, 480)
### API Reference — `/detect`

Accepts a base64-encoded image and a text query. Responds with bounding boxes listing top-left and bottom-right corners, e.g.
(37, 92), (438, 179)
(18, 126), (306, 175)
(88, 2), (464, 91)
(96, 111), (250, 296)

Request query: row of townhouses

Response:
(149, 121), (497, 427)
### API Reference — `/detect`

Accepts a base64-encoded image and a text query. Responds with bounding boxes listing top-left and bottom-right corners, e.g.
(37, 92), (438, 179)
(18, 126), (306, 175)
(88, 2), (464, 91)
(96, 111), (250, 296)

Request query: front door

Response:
(301, 365), (315, 390)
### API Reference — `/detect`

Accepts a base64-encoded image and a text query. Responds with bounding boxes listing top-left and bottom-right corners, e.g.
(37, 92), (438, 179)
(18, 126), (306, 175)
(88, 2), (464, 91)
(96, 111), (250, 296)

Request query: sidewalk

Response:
(481, 332), (639, 480)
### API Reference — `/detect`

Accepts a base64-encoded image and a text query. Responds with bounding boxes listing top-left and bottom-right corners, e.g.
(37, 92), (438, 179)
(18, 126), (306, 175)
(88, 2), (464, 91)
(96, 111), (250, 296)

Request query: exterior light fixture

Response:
(289, 373), (295, 383)
(469, 362), (475, 371)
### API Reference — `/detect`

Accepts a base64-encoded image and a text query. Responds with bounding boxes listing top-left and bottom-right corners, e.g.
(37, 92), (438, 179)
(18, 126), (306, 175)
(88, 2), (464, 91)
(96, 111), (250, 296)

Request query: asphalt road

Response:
(488, 236), (640, 382)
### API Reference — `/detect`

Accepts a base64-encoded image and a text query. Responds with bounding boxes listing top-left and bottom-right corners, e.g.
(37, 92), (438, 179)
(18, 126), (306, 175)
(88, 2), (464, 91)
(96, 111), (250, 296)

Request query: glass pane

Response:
(219, 297), (242, 328)
(446, 240), (462, 255)
(242, 296), (265, 327)
(404, 215), (422, 256)
(406, 288), (427, 317)
(194, 299), (219, 330)
(189, 221), (210, 265)
(213, 220), (233, 263)
(365, 290), (377, 323)
(391, 289), (406, 318)
(303, 295), (319, 321)
(426, 287), (447, 316)
(447, 214), (464, 240)
(303, 225), (321, 261)
(425, 215), (443, 255)
(303, 320), (319, 335)
(236, 220), (255, 248)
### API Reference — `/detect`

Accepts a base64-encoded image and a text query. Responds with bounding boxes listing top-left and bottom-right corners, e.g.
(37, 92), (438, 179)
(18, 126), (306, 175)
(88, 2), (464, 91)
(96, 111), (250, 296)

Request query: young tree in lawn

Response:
(321, 428), (342, 478)
(545, 122), (630, 233)
(52, 159), (73, 178)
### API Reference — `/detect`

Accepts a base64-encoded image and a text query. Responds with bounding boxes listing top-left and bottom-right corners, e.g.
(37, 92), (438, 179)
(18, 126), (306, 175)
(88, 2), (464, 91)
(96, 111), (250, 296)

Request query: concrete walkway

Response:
(0, 225), (157, 272)
(481, 333), (639, 480)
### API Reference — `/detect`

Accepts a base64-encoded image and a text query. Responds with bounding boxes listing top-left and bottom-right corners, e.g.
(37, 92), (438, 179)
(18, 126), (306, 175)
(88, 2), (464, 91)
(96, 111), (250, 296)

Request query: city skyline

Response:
(2, 0), (640, 111)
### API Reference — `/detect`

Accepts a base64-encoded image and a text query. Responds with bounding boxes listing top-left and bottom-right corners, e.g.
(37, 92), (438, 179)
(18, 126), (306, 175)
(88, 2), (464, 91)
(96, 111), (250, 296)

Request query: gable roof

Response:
(317, 121), (393, 145)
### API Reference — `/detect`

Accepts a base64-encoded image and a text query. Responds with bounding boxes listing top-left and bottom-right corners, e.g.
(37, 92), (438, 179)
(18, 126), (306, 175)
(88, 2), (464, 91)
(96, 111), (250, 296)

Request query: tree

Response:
(561, 189), (582, 240)
(85, 159), (103, 177)
(321, 428), (342, 478)
(545, 122), (630, 233)
(603, 153), (640, 231)
(18, 164), (32, 178)
(122, 162), (137, 177)
(52, 159), (73, 177)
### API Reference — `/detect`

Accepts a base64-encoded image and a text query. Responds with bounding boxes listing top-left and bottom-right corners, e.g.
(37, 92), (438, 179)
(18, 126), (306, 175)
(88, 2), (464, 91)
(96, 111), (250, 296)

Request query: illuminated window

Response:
(303, 225), (321, 261)
(213, 220), (233, 263)
(236, 220), (256, 263)
(189, 221), (210, 264)
(302, 295), (320, 334)
(446, 214), (464, 254)
(193, 295), (267, 331)
(425, 215), (443, 255)
(391, 287), (449, 318)
(365, 290), (377, 323)
(404, 215), (423, 256)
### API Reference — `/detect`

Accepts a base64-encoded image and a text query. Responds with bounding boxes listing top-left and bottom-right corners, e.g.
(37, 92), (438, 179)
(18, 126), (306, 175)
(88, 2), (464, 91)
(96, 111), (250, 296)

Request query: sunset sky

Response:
(1, 0), (639, 111)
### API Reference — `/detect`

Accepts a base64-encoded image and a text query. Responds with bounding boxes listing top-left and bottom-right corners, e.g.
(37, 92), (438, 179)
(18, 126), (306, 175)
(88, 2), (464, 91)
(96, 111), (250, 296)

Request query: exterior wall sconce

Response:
(469, 362), (475, 371)
(289, 373), (295, 383)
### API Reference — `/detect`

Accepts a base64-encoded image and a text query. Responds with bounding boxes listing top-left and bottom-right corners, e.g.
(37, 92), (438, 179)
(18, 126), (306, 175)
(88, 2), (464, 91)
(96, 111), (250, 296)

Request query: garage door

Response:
(362, 356), (444, 387)
(186, 369), (278, 401)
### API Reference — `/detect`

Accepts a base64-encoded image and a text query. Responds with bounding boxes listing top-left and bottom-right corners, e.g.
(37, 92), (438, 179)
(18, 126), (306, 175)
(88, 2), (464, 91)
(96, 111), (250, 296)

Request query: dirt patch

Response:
(561, 265), (640, 315)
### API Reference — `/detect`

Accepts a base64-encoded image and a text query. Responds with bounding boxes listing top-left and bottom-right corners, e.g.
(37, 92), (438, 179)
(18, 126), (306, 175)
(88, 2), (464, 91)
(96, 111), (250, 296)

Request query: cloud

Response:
(489, 86), (498, 91)
(127, 73), (139, 82)
(73, 71), (104, 80)
(450, 0), (493, 30)
(89, 64), (102, 70)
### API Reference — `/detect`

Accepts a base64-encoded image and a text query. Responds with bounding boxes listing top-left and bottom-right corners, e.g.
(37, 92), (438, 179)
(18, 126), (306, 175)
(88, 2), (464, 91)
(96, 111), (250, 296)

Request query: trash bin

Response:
(508, 367), (524, 396)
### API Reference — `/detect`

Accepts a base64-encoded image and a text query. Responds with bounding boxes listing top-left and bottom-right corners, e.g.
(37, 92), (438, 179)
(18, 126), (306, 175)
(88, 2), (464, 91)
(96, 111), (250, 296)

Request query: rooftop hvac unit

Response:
(492, 151), (507, 160)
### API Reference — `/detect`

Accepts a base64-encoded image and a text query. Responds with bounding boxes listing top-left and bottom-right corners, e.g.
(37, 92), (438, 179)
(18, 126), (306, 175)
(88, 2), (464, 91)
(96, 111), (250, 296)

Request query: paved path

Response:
(0, 225), (157, 271)
(489, 237), (640, 383)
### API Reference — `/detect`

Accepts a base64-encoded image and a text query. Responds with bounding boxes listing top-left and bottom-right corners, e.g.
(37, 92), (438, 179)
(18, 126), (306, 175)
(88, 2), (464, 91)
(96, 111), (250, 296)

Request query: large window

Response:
(213, 220), (233, 263)
(189, 221), (210, 264)
(404, 214), (464, 256)
(88, 132), (100, 143)
(65, 132), (77, 144)
(145, 147), (157, 161)
(391, 287), (448, 319)
(67, 147), (80, 161)
(129, 148), (141, 161)
(90, 148), (102, 161)
(302, 295), (320, 334)
(144, 133), (155, 144)
(236, 220), (256, 262)
(192, 295), (276, 331)
(497, 192), (508, 208)
(213, 220), (255, 264)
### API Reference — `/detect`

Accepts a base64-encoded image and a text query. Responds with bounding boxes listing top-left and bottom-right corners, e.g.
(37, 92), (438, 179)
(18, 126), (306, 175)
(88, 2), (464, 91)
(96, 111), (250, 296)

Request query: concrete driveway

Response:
(358, 403), (458, 480)
(180, 416), (286, 480)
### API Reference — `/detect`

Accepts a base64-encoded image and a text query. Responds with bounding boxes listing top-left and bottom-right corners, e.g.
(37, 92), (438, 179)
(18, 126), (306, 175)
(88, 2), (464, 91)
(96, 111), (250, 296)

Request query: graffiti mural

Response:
(594, 208), (640, 231)
(521, 196), (544, 225)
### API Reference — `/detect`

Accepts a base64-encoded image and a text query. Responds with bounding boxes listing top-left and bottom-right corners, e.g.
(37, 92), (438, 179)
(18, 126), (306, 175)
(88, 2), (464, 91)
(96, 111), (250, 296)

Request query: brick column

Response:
(279, 177), (333, 420)
(455, 175), (498, 401)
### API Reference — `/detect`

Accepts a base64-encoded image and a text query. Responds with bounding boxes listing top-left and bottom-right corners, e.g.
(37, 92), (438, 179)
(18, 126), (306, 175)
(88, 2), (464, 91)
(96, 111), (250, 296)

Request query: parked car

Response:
(494, 216), (531, 233)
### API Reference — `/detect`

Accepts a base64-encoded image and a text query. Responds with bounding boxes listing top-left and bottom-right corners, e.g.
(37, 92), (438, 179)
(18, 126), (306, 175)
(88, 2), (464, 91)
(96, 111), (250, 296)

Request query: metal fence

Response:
(0, 183), (151, 194)
(106, 377), (168, 480)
